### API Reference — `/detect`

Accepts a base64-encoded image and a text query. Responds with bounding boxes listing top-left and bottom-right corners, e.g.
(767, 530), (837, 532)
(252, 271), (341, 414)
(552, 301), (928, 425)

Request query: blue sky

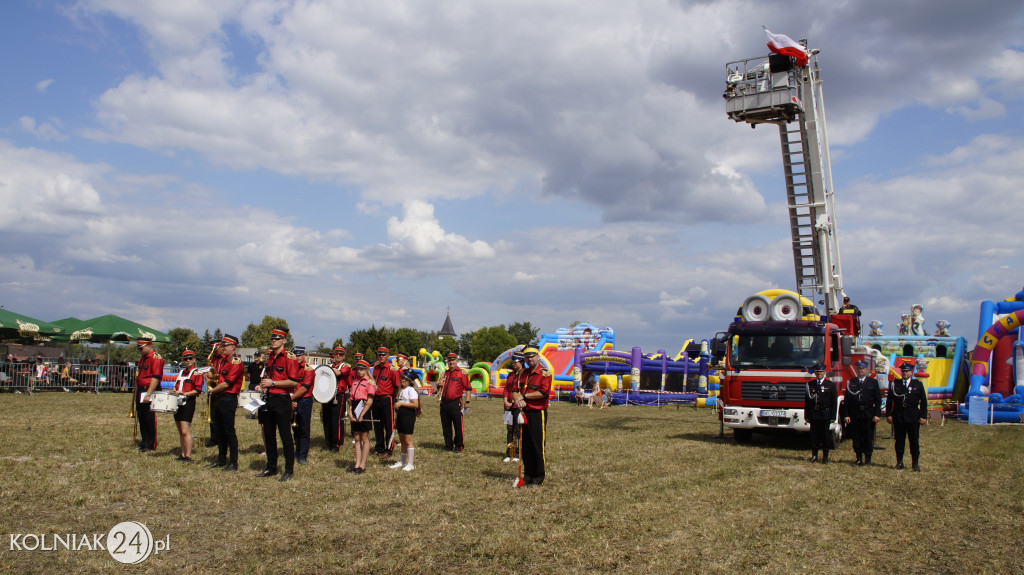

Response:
(2, 0), (1023, 351)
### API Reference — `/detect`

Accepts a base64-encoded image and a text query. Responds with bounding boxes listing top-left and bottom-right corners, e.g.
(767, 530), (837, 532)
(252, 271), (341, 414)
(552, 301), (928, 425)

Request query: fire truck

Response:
(714, 41), (870, 444)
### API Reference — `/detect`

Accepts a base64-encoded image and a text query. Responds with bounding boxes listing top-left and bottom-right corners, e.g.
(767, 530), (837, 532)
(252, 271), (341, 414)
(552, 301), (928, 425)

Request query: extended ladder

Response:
(724, 49), (844, 314)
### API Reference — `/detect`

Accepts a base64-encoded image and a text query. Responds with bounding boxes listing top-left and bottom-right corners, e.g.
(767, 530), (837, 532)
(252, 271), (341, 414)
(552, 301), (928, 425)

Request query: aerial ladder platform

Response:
(724, 47), (845, 315)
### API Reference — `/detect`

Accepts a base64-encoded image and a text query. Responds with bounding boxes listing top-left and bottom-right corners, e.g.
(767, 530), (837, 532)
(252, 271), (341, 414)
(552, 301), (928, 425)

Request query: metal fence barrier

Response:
(0, 362), (137, 394)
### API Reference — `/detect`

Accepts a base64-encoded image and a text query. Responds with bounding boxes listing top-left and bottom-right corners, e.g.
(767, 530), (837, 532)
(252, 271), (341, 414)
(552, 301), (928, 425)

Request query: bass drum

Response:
(312, 365), (337, 404)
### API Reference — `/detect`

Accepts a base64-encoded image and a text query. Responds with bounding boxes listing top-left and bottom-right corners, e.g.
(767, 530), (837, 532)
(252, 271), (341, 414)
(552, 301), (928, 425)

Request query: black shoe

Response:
(204, 441), (216, 448)
(865, 456), (872, 465)
(346, 465), (357, 473)
(895, 462), (905, 470)
(807, 455), (818, 463)
(279, 472), (293, 482)
(139, 447), (153, 453)
(297, 457), (307, 465)
(180, 456), (193, 463)
(221, 463), (237, 471)
(206, 461), (225, 468)
(855, 460), (863, 466)
(822, 455), (830, 465)
(355, 467), (365, 474)
(912, 465), (921, 472)
(255, 469), (278, 478)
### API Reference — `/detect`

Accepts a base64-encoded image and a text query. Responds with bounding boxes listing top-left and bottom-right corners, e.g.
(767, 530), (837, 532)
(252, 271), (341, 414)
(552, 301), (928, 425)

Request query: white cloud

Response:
(35, 79), (54, 93)
(19, 116), (68, 142)
(384, 200), (494, 260)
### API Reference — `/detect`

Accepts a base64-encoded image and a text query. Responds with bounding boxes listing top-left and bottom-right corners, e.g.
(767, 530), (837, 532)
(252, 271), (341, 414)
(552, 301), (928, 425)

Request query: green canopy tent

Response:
(51, 315), (171, 391)
(66, 314), (171, 344)
(0, 308), (65, 342)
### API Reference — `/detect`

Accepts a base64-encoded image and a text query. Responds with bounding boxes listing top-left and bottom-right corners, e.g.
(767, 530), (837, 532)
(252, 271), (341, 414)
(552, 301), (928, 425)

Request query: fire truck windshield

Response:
(731, 334), (824, 369)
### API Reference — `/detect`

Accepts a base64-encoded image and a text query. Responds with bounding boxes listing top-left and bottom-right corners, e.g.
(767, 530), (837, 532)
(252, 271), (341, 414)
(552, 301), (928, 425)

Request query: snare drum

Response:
(150, 391), (179, 413)
(238, 390), (265, 418)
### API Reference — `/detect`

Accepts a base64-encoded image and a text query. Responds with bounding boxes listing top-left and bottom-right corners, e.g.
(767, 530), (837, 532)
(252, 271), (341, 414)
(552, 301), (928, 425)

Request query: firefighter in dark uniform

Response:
(840, 360), (881, 466)
(205, 335), (244, 471)
(511, 347), (551, 485)
(804, 364), (837, 464)
(135, 337), (165, 452)
(256, 327), (301, 482)
(886, 363), (928, 471)
(438, 352), (471, 452)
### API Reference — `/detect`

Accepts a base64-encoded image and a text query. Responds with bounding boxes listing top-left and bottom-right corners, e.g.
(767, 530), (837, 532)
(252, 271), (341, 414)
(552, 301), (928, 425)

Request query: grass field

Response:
(0, 392), (1022, 574)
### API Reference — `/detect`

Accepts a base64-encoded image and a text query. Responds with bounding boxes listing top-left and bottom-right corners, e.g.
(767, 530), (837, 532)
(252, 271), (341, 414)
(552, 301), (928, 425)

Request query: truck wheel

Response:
(734, 429), (752, 444)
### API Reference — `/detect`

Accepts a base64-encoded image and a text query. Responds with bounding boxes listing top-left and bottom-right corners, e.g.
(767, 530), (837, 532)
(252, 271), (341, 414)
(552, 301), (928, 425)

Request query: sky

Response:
(1, 0), (1023, 352)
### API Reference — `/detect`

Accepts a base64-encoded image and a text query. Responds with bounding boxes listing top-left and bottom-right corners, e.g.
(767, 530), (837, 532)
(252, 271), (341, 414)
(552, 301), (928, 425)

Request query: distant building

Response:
(439, 310), (457, 338)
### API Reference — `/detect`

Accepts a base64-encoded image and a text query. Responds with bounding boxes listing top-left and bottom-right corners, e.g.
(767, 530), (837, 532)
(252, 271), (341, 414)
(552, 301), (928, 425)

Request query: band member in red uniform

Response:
(135, 337), (165, 452)
(438, 352), (472, 452)
(205, 335), (244, 471)
(511, 347), (551, 485)
(323, 346), (350, 452)
(256, 327), (301, 481)
(371, 347), (400, 457)
(291, 347), (315, 465)
(502, 352), (525, 462)
(347, 360), (376, 474)
(171, 349), (204, 462)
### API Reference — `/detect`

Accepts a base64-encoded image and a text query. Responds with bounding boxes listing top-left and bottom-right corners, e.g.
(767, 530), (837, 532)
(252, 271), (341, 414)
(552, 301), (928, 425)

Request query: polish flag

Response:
(764, 28), (808, 67)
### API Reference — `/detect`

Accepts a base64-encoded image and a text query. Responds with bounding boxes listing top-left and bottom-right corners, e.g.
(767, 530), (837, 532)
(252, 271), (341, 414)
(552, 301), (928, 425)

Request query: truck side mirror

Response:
(841, 336), (853, 365)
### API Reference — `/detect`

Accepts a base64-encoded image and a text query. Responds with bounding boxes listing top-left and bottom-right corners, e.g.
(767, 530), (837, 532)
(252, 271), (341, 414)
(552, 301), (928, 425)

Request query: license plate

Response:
(760, 409), (787, 417)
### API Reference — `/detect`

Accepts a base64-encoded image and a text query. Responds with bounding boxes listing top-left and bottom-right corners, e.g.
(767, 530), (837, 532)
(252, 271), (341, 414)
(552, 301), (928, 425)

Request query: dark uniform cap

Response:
(401, 368), (419, 381)
(812, 364), (826, 372)
(855, 360), (868, 368)
(292, 346), (306, 356)
(900, 363), (914, 371)
(511, 352), (525, 362)
(221, 334), (240, 346)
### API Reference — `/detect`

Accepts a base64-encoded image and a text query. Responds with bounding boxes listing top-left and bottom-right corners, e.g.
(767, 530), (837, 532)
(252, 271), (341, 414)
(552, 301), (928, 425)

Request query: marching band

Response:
(132, 328), (553, 488)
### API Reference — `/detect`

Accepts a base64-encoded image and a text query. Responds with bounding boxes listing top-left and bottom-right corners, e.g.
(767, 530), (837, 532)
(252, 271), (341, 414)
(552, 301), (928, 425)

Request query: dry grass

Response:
(0, 392), (1022, 574)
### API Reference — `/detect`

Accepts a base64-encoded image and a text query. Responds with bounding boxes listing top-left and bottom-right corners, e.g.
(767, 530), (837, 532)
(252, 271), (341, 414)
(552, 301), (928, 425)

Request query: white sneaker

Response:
(502, 456), (511, 462)
(512, 457), (519, 462)
(402, 464), (414, 471)
(389, 461), (404, 469)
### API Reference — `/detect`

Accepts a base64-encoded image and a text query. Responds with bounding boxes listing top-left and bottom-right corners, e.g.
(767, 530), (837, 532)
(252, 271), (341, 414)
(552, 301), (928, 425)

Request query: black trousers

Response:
(505, 407), (521, 456)
(522, 409), (547, 484)
(440, 399), (465, 451)
(372, 395), (394, 454)
(809, 419), (830, 452)
(893, 420), (921, 462)
(292, 397), (313, 459)
(848, 417), (874, 456)
(260, 394), (294, 473)
(136, 387), (157, 449)
(211, 394), (238, 465)
(321, 394), (345, 450)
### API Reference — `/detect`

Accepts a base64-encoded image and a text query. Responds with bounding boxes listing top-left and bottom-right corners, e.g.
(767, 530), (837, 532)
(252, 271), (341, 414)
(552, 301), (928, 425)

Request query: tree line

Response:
(154, 316), (541, 367)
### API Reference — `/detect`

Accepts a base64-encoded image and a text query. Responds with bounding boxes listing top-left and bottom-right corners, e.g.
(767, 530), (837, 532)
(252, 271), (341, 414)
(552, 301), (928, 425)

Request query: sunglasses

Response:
(270, 336), (284, 341)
